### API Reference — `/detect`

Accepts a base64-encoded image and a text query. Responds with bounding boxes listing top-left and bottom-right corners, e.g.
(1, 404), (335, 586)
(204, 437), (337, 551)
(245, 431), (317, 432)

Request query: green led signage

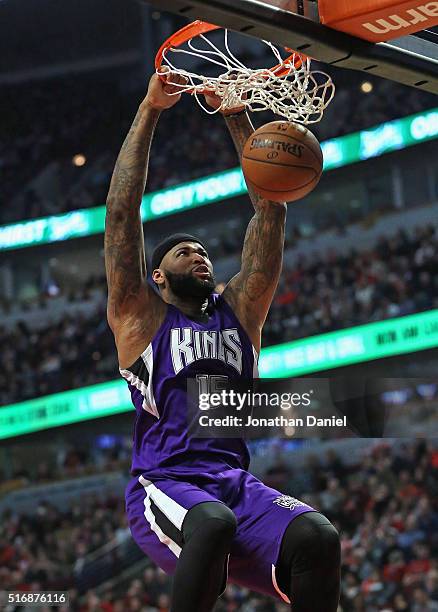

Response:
(1, 309), (438, 439)
(259, 308), (438, 377)
(143, 168), (246, 219)
(0, 380), (132, 440)
(0, 107), (436, 252)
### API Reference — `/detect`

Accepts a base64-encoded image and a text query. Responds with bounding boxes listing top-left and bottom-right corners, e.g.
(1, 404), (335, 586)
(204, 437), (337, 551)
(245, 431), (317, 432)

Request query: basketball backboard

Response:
(142, 0), (438, 94)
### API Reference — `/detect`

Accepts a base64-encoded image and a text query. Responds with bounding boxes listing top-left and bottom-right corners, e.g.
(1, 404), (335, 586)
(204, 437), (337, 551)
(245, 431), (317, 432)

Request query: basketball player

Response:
(105, 70), (341, 611)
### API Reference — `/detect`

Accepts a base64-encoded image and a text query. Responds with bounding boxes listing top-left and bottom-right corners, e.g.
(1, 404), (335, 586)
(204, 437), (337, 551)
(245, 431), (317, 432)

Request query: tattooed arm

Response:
(105, 71), (185, 367)
(204, 98), (287, 352)
(223, 194), (286, 352)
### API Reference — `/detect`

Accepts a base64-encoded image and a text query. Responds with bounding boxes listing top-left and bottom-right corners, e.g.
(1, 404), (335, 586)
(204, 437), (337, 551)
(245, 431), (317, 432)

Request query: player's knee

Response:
(277, 512), (340, 577)
(204, 515), (237, 548)
(182, 502), (237, 544)
(294, 513), (340, 570)
(318, 521), (341, 568)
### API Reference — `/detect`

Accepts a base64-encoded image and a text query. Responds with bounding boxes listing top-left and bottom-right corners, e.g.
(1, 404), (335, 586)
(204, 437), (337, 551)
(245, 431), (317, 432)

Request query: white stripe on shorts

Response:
(139, 475), (188, 558)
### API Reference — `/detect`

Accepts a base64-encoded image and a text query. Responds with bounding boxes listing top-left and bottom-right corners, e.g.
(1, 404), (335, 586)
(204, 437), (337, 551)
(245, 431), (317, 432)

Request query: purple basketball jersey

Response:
(120, 294), (258, 479)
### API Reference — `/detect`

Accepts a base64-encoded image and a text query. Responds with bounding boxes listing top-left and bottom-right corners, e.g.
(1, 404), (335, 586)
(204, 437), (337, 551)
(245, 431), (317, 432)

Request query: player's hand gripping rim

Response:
(143, 67), (189, 111)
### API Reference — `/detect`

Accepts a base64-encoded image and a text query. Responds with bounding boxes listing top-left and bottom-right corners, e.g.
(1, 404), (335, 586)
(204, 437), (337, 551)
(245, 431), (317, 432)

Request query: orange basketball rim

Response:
(155, 19), (306, 92)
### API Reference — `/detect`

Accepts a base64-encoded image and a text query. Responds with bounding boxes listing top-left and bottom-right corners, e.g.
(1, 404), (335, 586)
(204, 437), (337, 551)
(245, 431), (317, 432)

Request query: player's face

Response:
(162, 242), (216, 299)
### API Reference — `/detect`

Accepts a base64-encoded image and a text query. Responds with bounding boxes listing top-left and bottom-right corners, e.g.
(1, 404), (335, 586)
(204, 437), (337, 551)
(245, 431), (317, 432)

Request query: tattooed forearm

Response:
(241, 202), (286, 300)
(105, 104), (160, 319)
(225, 201), (286, 325)
(107, 104), (160, 208)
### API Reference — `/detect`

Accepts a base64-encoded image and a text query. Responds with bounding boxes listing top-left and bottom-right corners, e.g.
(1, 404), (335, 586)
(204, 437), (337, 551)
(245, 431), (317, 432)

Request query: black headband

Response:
(151, 233), (206, 273)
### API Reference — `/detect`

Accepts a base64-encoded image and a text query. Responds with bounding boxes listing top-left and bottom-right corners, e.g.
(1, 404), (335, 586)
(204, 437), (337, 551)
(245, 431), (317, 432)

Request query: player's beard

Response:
(165, 270), (216, 300)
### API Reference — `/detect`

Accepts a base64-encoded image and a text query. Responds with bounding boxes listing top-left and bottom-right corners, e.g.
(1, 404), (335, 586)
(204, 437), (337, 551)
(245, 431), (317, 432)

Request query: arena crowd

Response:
(1, 439), (437, 611)
(1, 223), (438, 405)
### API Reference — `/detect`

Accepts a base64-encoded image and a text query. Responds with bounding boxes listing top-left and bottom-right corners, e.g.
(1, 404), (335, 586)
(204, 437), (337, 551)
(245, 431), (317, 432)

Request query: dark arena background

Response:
(1, 1), (438, 611)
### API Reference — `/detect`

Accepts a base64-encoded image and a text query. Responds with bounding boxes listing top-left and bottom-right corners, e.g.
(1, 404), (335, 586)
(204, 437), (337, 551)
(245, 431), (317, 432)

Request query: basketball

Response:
(242, 121), (323, 202)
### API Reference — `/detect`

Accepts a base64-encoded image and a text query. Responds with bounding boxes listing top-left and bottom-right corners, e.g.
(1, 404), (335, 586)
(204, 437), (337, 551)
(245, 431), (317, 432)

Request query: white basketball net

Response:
(157, 29), (335, 124)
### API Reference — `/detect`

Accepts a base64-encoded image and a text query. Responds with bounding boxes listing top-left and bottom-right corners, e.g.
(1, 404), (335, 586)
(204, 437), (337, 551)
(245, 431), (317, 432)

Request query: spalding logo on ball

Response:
(242, 121), (323, 202)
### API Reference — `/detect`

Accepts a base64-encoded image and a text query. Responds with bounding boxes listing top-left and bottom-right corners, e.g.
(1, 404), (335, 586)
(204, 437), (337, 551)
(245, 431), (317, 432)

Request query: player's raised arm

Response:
(225, 114), (286, 352)
(204, 94), (286, 352)
(105, 71), (186, 362)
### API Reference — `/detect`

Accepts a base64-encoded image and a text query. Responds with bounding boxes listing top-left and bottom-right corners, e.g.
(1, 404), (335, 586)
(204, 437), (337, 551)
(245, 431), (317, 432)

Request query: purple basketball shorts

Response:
(125, 468), (315, 603)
